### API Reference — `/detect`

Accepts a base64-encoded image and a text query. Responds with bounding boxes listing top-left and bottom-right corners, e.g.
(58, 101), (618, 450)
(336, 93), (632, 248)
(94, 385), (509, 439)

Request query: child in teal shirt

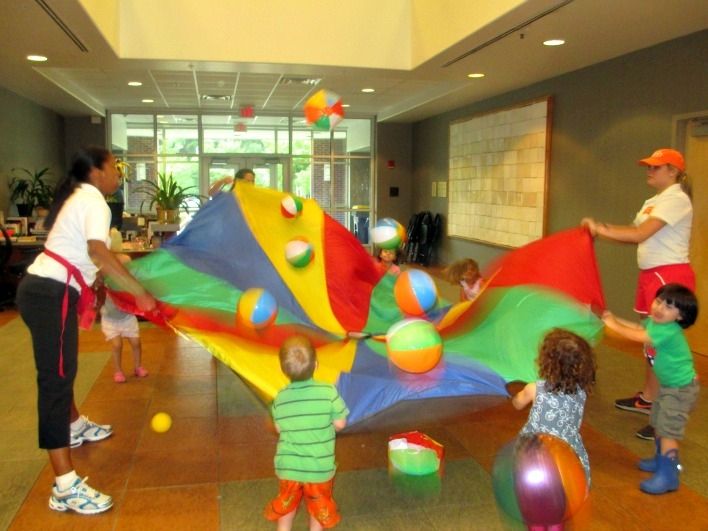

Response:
(603, 283), (699, 495)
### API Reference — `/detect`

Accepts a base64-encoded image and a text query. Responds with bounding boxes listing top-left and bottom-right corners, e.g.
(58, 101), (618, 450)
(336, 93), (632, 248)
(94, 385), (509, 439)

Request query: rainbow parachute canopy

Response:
(106, 183), (605, 427)
(304, 89), (345, 131)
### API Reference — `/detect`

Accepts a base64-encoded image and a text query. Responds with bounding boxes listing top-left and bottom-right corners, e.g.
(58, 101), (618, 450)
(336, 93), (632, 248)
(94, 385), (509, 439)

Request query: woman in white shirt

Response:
(16, 146), (156, 515)
(582, 148), (694, 441)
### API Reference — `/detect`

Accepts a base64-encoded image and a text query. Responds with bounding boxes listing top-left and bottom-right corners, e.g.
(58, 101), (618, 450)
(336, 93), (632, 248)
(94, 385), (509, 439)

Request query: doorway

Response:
(203, 156), (287, 193)
(678, 115), (708, 355)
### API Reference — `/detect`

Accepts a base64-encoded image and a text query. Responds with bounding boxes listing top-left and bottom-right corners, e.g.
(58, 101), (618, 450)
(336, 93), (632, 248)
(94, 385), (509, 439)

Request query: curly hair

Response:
(538, 328), (596, 394)
(443, 258), (479, 284)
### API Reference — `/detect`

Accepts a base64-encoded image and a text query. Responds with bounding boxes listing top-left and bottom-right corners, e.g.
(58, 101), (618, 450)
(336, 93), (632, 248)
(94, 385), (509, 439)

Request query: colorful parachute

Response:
(109, 184), (604, 426)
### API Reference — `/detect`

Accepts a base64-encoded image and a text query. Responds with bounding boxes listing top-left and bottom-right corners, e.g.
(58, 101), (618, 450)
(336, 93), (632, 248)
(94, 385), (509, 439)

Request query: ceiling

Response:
(1, 0), (706, 123)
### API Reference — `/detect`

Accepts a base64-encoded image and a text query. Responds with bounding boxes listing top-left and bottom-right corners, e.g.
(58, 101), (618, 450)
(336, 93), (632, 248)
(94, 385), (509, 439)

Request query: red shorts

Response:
(634, 264), (695, 315)
(264, 478), (340, 528)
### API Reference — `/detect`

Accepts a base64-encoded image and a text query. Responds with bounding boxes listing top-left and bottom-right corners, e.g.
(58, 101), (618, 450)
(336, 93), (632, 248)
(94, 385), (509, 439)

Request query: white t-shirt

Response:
(634, 183), (692, 270)
(28, 183), (111, 290)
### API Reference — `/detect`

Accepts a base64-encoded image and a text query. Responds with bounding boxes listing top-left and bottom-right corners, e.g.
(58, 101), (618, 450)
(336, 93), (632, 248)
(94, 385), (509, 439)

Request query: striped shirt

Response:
(272, 379), (349, 482)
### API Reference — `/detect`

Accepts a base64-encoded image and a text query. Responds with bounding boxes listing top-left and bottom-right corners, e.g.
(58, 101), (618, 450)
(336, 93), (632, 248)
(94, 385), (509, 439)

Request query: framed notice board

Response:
(447, 96), (553, 248)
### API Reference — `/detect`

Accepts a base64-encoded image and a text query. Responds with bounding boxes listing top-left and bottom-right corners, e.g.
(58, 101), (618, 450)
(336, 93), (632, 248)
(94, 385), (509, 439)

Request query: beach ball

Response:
(394, 270), (438, 315)
(386, 319), (443, 373)
(371, 217), (406, 250)
(492, 433), (589, 528)
(151, 412), (172, 433)
(285, 237), (314, 268)
(304, 89), (345, 131)
(237, 288), (278, 330)
(281, 194), (303, 219)
(388, 439), (441, 476)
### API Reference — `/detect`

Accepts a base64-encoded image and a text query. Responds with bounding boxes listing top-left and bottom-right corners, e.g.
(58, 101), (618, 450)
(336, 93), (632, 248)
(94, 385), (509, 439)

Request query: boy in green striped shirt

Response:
(264, 336), (349, 530)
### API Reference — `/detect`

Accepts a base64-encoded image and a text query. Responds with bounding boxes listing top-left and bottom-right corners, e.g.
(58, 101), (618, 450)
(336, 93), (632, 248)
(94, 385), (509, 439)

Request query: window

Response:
(108, 112), (373, 245)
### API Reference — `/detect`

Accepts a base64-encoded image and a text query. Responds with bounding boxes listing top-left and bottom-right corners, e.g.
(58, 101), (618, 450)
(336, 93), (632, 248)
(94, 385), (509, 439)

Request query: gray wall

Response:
(0, 86), (64, 217)
(64, 116), (107, 165)
(376, 122), (413, 225)
(411, 29), (708, 316)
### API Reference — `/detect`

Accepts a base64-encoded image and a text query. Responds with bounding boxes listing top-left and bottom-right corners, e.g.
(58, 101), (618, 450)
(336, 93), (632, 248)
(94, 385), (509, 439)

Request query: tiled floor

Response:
(1, 278), (708, 530)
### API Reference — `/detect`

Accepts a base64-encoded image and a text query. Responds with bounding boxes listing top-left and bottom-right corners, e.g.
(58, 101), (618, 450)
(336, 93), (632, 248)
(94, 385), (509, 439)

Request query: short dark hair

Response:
(235, 168), (255, 180)
(279, 335), (316, 381)
(656, 283), (698, 328)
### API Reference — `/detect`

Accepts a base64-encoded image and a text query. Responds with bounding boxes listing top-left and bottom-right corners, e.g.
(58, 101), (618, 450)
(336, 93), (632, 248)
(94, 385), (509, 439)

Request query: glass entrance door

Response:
(204, 156), (286, 193)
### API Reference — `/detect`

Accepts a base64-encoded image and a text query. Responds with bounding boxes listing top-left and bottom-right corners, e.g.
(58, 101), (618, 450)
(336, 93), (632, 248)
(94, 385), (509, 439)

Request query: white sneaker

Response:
(48, 477), (113, 514)
(70, 416), (113, 448)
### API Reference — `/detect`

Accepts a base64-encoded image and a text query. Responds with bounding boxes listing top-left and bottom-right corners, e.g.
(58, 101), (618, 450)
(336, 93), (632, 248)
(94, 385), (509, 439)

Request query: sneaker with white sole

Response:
(614, 392), (652, 415)
(70, 416), (113, 449)
(48, 477), (113, 515)
(636, 424), (656, 440)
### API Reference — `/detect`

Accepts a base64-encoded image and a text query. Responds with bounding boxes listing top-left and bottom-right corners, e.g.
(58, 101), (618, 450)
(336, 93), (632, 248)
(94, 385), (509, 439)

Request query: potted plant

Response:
(137, 171), (202, 223)
(9, 167), (53, 217)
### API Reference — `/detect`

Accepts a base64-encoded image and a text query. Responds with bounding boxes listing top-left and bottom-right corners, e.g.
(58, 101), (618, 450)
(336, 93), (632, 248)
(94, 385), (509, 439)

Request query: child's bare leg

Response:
(308, 515), (323, 531)
(276, 509), (297, 531)
(127, 337), (144, 372)
(660, 437), (679, 454)
(111, 337), (124, 373)
(642, 367), (659, 402)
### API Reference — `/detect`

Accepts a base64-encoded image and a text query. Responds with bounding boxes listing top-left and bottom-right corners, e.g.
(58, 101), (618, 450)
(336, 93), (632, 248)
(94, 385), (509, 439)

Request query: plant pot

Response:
(16, 204), (33, 217)
(108, 202), (125, 229)
(35, 207), (50, 218)
(156, 208), (179, 223)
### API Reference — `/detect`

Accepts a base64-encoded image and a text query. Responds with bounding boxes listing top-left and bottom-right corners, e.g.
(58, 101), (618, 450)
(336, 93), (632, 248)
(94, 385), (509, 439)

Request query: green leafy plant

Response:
(9, 167), (54, 209)
(137, 172), (202, 212)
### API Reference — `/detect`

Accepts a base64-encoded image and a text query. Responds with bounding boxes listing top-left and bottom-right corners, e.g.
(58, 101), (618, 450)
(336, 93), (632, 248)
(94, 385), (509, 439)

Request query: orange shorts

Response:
(264, 478), (340, 528)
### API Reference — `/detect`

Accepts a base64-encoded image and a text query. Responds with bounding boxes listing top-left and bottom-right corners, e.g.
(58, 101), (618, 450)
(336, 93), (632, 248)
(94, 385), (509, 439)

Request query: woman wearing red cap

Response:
(582, 148), (694, 441)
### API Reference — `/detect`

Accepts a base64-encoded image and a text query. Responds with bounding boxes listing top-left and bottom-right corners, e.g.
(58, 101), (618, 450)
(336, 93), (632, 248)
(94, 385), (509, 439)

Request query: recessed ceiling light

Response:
(467, 73), (485, 78)
(128, 81), (143, 87)
(361, 88), (375, 93)
(543, 39), (565, 46)
(142, 99), (154, 103)
(27, 54), (48, 62)
(201, 94), (232, 101)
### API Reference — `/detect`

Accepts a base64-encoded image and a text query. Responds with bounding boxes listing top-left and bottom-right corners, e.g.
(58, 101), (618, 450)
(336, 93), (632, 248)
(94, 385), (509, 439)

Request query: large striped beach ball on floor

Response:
(492, 433), (589, 528)
(385, 318), (443, 373)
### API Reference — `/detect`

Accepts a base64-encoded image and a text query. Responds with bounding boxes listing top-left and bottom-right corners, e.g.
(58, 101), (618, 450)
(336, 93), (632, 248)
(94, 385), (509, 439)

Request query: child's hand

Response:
(580, 217), (598, 237)
(601, 310), (613, 322)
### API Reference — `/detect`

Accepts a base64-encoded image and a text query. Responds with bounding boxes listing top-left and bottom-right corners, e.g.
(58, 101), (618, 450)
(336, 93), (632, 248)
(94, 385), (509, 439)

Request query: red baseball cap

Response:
(638, 148), (685, 172)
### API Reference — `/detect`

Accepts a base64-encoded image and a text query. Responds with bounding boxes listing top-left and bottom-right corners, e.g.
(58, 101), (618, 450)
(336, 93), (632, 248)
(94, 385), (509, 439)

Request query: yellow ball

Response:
(150, 412), (172, 433)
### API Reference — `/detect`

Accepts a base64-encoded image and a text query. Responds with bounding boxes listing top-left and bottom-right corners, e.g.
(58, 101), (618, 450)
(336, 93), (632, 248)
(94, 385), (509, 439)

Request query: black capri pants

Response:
(16, 274), (78, 449)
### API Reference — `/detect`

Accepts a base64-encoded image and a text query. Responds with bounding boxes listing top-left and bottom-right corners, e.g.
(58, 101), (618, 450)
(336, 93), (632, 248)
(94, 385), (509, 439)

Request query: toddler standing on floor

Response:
(603, 283), (699, 494)
(512, 328), (596, 485)
(99, 254), (148, 383)
(265, 335), (349, 530)
(443, 258), (483, 301)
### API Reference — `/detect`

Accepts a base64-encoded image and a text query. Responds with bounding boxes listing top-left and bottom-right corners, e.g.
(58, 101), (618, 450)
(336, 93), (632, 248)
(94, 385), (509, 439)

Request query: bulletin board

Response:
(447, 96), (553, 248)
